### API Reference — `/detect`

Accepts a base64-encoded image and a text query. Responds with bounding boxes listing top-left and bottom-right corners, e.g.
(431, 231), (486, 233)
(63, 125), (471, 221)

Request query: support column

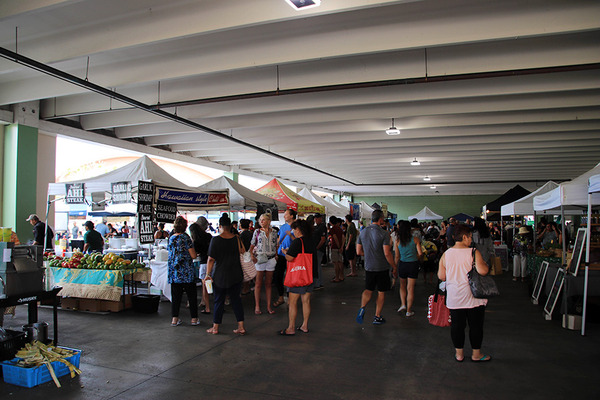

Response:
(2, 124), (38, 241)
(224, 171), (239, 182)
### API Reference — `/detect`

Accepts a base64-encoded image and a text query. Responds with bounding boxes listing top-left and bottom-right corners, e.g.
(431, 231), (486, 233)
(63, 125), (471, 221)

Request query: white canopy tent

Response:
(359, 201), (375, 220)
(408, 206), (443, 221)
(196, 176), (287, 212)
(322, 196), (349, 217)
(501, 181), (559, 216)
(48, 155), (195, 196)
(298, 188), (347, 218)
(533, 164), (600, 259)
(533, 163), (600, 212)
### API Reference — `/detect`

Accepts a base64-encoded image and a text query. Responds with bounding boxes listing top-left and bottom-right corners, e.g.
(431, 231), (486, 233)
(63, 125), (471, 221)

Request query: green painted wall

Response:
(2, 124), (38, 241)
(354, 194), (497, 221)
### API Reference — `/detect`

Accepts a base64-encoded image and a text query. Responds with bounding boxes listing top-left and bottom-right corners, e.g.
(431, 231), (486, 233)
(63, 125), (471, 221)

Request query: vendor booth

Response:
(449, 213), (473, 222)
(197, 176), (287, 213)
(256, 179), (324, 214)
(409, 206), (443, 221)
(533, 163), (600, 335)
(46, 156), (229, 309)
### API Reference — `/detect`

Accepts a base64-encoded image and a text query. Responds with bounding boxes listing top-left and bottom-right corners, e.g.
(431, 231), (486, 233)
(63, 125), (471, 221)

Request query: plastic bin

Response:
(0, 330), (26, 362)
(2, 346), (81, 388)
(132, 294), (160, 313)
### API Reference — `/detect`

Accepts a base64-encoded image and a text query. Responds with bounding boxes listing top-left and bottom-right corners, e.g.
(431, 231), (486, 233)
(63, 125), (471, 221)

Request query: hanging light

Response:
(423, 176), (431, 181)
(386, 118), (400, 135)
(410, 158), (420, 166)
(284, 0), (321, 11)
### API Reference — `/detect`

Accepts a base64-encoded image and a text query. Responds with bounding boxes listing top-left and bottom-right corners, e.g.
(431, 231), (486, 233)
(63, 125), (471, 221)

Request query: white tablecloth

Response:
(149, 260), (171, 301)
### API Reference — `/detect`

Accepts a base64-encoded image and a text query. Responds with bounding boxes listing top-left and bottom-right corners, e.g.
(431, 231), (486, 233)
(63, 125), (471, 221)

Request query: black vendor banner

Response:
(256, 202), (279, 222)
(111, 181), (132, 204)
(65, 183), (85, 204)
(155, 200), (177, 223)
(137, 181), (155, 244)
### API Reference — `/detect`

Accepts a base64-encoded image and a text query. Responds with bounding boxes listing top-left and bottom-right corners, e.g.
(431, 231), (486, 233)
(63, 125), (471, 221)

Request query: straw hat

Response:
(518, 227), (529, 235)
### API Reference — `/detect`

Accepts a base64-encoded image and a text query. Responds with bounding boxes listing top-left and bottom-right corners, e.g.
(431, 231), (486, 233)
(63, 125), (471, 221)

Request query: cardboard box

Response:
(489, 256), (502, 276)
(78, 294), (132, 313)
(60, 297), (79, 310)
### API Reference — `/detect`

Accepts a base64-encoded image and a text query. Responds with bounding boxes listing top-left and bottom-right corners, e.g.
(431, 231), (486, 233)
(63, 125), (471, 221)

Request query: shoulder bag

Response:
(238, 237), (257, 282)
(468, 248), (500, 298)
(283, 238), (313, 288)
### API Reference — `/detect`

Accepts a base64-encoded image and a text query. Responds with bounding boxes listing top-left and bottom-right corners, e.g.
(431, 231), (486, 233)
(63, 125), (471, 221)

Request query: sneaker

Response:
(373, 316), (386, 325)
(397, 305), (407, 313)
(405, 311), (415, 317)
(356, 307), (365, 324)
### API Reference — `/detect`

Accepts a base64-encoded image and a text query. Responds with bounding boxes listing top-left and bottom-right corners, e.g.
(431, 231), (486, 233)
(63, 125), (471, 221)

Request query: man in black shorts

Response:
(355, 210), (397, 325)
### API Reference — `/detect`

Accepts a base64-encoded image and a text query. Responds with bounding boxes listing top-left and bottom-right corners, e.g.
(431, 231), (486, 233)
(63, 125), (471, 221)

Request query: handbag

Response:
(283, 238), (313, 288)
(238, 238), (256, 282)
(468, 248), (500, 298)
(427, 285), (451, 327)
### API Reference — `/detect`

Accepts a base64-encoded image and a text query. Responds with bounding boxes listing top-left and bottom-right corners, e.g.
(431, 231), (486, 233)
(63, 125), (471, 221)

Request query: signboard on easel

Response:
(544, 268), (566, 319)
(137, 181), (155, 244)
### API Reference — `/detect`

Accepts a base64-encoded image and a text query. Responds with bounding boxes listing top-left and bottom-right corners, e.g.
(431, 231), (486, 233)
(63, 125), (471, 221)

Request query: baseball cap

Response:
(314, 213), (324, 219)
(26, 214), (38, 221)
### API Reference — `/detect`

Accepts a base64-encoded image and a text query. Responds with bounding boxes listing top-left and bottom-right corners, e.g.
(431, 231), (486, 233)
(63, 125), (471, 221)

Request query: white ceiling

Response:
(1, 0), (599, 196)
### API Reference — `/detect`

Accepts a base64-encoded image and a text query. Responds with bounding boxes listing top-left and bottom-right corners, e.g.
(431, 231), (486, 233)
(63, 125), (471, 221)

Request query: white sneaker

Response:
(405, 311), (415, 317)
(397, 305), (407, 313)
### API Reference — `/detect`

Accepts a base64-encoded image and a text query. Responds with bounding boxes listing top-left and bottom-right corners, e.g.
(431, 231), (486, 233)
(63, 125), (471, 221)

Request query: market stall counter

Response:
(47, 252), (150, 312)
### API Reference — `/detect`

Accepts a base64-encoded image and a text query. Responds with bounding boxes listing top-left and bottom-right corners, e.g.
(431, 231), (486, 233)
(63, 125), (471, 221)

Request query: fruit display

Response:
(45, 251), (146, 270)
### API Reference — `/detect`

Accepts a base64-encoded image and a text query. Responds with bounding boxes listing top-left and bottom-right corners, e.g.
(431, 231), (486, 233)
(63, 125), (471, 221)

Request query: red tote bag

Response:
(427, 291), (451, 327)
(284, 238), (313, 288)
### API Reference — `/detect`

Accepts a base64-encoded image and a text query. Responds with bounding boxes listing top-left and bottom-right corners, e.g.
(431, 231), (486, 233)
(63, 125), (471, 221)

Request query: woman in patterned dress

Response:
(168, 216), (199, 327)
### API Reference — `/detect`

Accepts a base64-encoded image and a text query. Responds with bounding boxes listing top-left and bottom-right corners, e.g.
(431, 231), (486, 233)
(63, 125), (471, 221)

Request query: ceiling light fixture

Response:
(410, 158), (420, 166)
(285, 0), (321, 11)
(430, 185), (437, 189)
(386, 118), (401, 135)
(423, 176), (431, 181)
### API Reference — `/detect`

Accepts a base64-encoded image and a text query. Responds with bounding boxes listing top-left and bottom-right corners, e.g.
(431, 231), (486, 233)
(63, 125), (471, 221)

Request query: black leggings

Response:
(273, 256), (287, 297)
(450, 306), (486, 349)
(171, 282), (198, 319)
(213, 282), (244, 325)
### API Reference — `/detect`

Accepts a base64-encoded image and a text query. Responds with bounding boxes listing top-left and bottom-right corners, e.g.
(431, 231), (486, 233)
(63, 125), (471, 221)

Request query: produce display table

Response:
(0, 288), (61, 345)
(149, 261), (171, 301)
(49, 267), (149, 302)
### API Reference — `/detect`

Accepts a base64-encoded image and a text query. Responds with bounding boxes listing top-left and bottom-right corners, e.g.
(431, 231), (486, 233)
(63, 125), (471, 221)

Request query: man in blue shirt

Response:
(273, 209), (297, 308)
(95, 219), (109, 238)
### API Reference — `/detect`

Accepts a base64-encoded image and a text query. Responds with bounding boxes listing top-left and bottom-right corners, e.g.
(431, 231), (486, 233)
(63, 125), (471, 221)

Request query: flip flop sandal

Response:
(471, 355), (492, 362)
(297, 327), (309, 333)
(278, 329), (295, 336)
(171, 320), (182, 327)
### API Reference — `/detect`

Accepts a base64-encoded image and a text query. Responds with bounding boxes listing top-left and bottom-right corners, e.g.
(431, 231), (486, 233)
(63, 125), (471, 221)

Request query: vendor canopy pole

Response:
(582, 191), (592, 336)
(561, 205), (566, 264)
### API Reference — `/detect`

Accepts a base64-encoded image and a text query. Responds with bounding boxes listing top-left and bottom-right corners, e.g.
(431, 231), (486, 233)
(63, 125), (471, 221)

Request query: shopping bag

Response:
(283, 238), (313, 288)
(427, 291), (451, 327)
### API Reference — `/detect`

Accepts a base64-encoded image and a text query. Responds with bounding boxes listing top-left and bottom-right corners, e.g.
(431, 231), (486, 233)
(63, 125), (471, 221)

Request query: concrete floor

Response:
(1, 265), (599, 400)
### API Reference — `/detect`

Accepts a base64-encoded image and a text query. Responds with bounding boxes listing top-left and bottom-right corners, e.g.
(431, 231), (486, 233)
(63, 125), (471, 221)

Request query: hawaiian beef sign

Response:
(156, 188), (228, 207)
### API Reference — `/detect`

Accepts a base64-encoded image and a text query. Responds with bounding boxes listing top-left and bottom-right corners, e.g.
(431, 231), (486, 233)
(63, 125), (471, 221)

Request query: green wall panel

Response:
(354, 194), (497, 221)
